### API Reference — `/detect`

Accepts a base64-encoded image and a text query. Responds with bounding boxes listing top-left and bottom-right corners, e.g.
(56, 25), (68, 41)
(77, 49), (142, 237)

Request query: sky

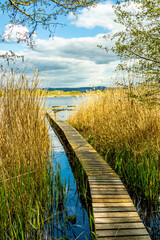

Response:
(0, 0), (123, 88)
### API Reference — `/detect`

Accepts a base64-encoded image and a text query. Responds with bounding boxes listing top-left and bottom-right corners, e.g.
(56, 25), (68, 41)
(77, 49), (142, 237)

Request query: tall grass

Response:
(68, 88), (160, 201)
(0, 70), (68, 239)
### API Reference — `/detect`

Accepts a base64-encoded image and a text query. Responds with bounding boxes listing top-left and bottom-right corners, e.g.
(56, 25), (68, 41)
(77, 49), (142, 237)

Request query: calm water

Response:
(45, 97), (160, 240)
(45, 96), (84, 120)
(46, 97), (92, 240)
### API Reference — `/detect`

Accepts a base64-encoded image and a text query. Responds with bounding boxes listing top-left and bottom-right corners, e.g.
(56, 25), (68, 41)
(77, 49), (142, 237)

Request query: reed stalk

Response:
(68, 88), (160, 201)
(0, 70), (68, 239)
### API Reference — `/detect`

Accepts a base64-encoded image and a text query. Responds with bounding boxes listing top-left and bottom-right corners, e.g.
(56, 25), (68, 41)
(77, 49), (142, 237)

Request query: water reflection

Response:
(48, 119), (92, 240)
(45, 96), (84, 120)
(46, 97), (160, 240)
(132, 194), (160, 240)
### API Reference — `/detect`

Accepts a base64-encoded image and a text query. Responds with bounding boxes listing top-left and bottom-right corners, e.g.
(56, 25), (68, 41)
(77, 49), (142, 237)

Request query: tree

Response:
(102, 0), (160, 95)
(1, 0), (102, 62)
(1, 0), (101, 38)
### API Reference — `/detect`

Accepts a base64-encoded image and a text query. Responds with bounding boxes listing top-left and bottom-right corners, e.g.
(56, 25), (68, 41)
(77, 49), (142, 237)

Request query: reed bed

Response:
(0, 71), (68, 239)
(68, 88), (160, 201)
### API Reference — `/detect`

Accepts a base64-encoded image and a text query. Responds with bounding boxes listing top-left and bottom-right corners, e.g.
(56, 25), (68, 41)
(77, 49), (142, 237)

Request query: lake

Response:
(45, 96), (84, 120)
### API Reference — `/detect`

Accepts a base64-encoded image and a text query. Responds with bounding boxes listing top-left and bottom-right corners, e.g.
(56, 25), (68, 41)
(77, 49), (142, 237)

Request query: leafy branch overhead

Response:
(1, 0), (102, 63)
(1, 0), (101, 37)
(101, 0), (160, 86)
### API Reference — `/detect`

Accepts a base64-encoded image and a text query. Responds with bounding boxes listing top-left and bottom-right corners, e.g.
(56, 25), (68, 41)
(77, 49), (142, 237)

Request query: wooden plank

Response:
(88, 172), (118, 175)
(86, 170), (115, 173)
(89, 182), (123, 185)
(84, 164), (112, 167)
(94, 212), (139, 218)
(89, 172), (117, 176)
(89, 179), (122, 182)
(83, 163), (111, 167)
(83, 166), (111, 169)
(97, 237), (151, 240)
(90, 187), (126, 191)
(93, 207), (136, 212)
(95, 217), (142, 224)
(89, 181), (123, 185)
(90, 185), (124, 188)
(92, 202), (134, 207)
(95, 222), (145, 230)
(86, 170), (114, 173)
(96, 229), (149, 237)
(88, 177), (121, 180)
(92, 197), (132, 201)
(84, 166), (112, 169)
(93, 203), (135, 207)
(91, 191), (129, 195)
(86, 171), (116, 175)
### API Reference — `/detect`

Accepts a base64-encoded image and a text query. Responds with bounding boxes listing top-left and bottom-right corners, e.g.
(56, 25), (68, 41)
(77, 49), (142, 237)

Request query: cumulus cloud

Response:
(1, 1), (124, 88)
(33, 35), (117, 65)
(69, 0), (142, 33)
(1, 1), (141, 88)
(0, 35), (119, 88)
(68, 1), (123, 32)
(15, 35), (119, 88)
(2, 24), (36, 43)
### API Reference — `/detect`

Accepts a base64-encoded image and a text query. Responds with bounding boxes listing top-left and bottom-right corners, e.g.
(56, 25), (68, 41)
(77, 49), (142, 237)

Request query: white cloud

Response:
(2, 24), (36, 43)
(13, 35), (119, 88)
(69, 1), (140, 33)
(1, 1), (125, 88)
(33, 35), (117, 64)
(0, 36), (119, 87)
(68, 1), (123, 32)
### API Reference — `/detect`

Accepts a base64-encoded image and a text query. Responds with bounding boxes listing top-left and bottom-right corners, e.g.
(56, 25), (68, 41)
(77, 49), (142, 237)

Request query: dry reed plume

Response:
(0, 69), (51, 238)
(0, 70), (49, 177)
(68, 88), (160, 200)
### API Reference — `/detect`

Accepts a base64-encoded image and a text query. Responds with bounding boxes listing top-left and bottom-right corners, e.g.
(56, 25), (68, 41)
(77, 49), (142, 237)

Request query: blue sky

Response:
(0, 0), (122, 88)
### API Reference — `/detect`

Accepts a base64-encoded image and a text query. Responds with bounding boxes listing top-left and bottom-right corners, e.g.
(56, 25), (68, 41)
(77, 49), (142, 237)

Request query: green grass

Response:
(0, 162), (71, 239)
(0, 70), (70, 239)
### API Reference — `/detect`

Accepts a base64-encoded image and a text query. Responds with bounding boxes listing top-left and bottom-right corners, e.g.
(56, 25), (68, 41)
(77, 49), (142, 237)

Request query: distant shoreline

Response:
(45, 93), (101, 98)
(45, 94), (85, 98)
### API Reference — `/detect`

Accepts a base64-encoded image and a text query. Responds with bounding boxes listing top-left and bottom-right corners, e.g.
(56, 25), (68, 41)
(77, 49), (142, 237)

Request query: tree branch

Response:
(14, 0), (37, 6)
(125, 48), (160, 65)
(9, 0), (36, 21)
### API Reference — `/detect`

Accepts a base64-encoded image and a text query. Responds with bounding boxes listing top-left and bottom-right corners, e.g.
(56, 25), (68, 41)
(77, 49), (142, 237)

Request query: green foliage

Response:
(1, 0), (102, 38)
(0, 163), (71, 239)
(102, 0), (160, 92)
(105, 146), (160, 202)
(0, 70), (71, 239)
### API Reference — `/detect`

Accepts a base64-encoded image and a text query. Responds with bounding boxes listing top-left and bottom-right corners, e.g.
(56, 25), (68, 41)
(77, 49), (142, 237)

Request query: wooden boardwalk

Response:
(52, 105), (76, 113)
(46, 109), (151, 240)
